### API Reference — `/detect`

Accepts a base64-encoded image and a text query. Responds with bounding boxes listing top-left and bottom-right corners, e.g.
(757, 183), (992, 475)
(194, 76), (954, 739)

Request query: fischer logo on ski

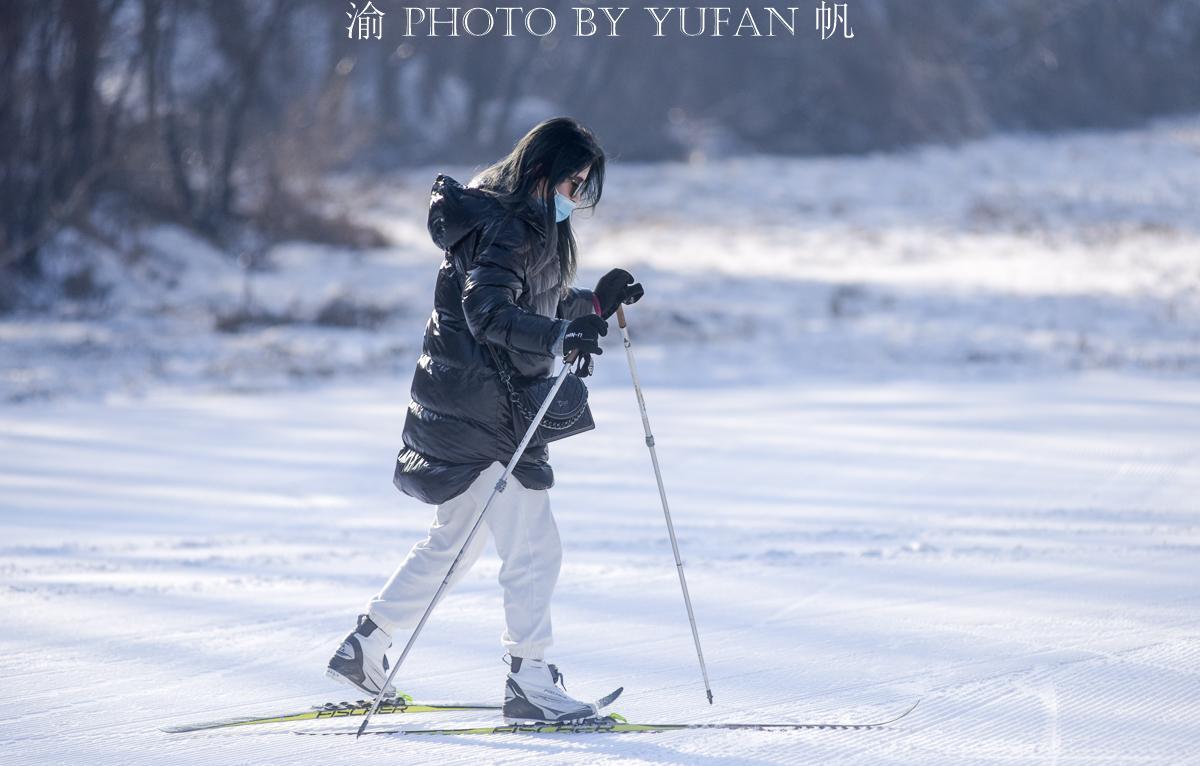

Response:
(160, 694), (500, 733)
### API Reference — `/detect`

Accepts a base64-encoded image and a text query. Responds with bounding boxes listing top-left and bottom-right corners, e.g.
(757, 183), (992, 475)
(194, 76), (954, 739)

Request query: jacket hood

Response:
(427, 173), (546, 252)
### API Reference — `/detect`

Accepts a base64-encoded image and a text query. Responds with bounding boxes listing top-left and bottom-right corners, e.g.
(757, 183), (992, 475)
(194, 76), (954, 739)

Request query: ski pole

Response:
(356, 353), (579, 739)
(615, 304), (714, 705)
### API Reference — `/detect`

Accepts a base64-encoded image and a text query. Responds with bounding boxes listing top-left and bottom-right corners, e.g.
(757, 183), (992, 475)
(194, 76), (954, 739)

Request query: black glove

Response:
(593, 268), (645, 320)
(562, 314), (608, 359)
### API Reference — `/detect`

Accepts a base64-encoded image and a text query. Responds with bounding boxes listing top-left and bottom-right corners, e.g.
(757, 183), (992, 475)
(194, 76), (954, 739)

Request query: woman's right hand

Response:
(593, 268), (645, 319)
(563, 314), (608, 358)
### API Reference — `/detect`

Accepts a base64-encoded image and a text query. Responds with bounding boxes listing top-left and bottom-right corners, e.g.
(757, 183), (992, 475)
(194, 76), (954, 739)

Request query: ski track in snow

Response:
(1, 375), (1199, 764)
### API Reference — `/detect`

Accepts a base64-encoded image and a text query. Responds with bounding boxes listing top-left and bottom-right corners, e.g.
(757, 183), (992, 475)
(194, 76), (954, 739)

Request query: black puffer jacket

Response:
(393, 174), (597, 505)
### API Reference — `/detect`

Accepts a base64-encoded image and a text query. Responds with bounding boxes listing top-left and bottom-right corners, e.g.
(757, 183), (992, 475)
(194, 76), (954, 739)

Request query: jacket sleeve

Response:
(461, 218), (568, 357)
(557, 287), (598, 321)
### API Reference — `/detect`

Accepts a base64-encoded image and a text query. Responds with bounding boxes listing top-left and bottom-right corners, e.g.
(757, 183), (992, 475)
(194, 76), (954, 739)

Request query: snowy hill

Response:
(3, 114), (1199, 402)
(1, 117), (1199, 764)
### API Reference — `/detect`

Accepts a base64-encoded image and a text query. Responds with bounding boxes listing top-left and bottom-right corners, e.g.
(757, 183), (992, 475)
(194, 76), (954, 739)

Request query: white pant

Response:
(367, 461), (562, 660)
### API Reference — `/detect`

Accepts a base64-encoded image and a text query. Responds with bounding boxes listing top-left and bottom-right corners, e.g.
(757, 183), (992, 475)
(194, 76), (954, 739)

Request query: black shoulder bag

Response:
(487, 344), (594, 444)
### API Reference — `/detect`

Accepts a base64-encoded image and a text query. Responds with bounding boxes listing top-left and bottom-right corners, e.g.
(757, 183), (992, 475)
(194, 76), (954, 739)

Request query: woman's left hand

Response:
(593, 268), (645, 319)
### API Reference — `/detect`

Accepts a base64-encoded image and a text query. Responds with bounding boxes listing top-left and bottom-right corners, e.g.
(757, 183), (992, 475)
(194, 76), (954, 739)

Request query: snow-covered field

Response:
(2, 376), (1198, 764)
(2, 117), (1199, 764)
(4, 114), (1199, 401)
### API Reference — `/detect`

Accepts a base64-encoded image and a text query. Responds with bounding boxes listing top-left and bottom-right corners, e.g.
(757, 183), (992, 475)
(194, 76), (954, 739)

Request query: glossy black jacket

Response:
(393, 174), (597, 504)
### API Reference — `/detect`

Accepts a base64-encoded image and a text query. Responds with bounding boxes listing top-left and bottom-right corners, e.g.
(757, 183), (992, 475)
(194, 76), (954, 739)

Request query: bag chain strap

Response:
(489, 344), (536, 420)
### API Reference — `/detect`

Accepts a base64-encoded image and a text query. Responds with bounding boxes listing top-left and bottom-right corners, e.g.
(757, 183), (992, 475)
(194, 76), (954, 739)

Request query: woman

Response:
(327, 117), (643, 723)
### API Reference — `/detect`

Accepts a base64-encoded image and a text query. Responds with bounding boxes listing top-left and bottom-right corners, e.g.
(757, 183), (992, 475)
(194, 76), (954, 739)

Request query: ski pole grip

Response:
(616, 304), (627, 329)
(564, 349), (579, 364)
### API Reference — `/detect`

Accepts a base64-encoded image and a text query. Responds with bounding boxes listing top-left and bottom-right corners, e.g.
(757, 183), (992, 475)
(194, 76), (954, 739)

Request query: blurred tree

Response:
(1, 0), (123, 276)
(2, 0), (1199, 290)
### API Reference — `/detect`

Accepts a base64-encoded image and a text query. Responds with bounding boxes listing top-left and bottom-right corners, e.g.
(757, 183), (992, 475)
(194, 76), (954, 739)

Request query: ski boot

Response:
(503, 656), (598, 723)
(326, 614), (396, 697)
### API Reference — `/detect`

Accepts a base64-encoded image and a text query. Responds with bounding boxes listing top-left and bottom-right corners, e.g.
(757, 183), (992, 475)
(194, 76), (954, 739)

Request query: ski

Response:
(160, 694), (499, 733)
(299, 700), (920, 736)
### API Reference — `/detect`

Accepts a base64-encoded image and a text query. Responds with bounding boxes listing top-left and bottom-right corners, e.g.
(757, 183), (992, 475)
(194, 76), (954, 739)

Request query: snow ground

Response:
(2, 116), (1200, 763)
(1, 375), (1198, 764)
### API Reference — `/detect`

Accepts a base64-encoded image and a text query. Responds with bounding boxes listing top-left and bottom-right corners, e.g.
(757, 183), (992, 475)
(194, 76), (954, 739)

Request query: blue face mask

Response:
(554, 191), (576, 223)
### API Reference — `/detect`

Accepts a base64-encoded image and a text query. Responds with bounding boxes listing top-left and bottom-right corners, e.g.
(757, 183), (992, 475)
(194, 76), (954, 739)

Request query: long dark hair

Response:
(470, 117), (605, 289)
